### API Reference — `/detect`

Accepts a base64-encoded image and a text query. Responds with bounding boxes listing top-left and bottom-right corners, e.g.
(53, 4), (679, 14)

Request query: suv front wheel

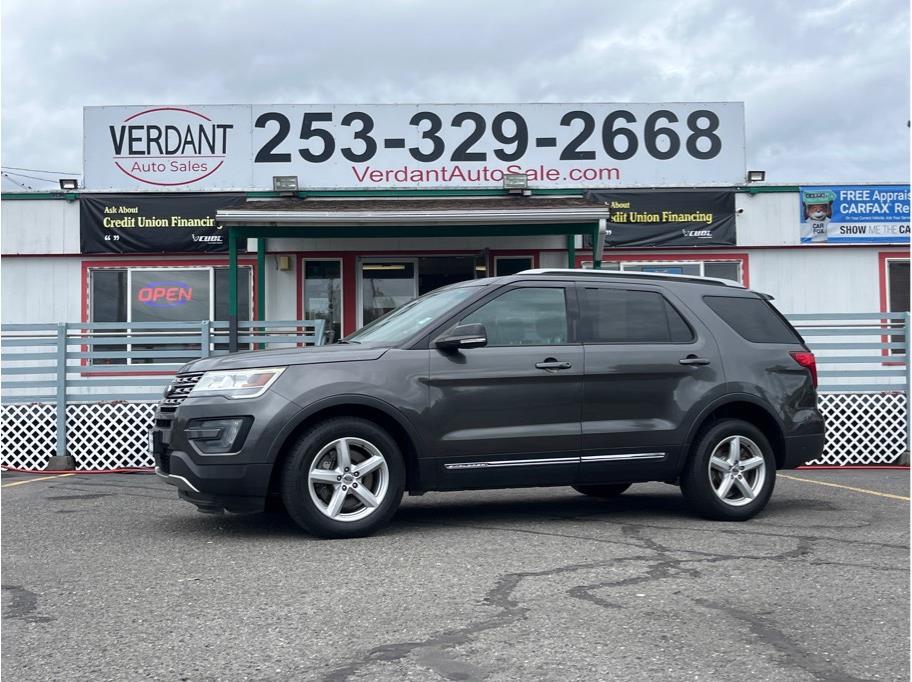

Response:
(681, 419), (776, 521)
(281, 417), (405, 538)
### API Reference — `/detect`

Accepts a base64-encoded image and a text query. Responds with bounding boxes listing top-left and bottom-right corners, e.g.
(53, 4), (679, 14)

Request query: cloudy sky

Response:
(1, 0), (908, 191)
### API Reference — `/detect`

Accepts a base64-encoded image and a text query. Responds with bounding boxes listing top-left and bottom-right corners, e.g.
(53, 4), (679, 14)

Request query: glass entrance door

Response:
(302, 259), (342, 343)
(358, 256), (481, 328)
(360, 260), (417, 326)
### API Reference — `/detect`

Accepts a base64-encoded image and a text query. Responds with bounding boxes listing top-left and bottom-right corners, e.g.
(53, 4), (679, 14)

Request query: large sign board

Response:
(84, 103), (746, 191)
(80, 194), (244, 253)
(799, 185), (910, 244)
(584, 190), (736, 247)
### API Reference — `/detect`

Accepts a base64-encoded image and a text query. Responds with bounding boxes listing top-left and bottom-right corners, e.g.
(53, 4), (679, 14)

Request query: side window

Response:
(580, 287), (694, 343)
(703, 296), (802, 344)
(461, 287), (568, 346)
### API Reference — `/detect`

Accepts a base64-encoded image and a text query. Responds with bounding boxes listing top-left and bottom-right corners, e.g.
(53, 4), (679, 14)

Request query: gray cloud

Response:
(2, 0), (908, 190)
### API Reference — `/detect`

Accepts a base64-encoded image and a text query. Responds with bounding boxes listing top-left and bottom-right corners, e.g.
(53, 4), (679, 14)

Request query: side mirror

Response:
(434, 323), (487, 351)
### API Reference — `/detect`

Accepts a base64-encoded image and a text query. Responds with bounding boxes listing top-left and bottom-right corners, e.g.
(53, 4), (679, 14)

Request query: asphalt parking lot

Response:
(2, 469), (909, 681)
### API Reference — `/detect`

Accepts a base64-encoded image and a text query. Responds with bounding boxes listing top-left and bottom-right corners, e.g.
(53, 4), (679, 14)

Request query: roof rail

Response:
(517, 268), (746, 288)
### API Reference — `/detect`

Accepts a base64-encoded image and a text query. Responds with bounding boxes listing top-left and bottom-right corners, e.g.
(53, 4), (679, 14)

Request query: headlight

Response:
(189, 367), (285, 399)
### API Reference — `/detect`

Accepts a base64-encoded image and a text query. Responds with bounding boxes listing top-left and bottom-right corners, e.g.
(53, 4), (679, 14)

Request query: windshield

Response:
(343, 286), (478, 346)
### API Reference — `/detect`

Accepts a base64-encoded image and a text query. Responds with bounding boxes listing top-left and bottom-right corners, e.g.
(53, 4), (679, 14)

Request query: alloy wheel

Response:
(308, 437), (389, 522)
(707, 435), (766, 507)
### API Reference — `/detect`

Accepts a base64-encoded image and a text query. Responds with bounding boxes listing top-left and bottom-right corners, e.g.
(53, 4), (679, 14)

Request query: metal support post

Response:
(593, 218), (607, 270)
(257, 238), (266, 349)
(46, 322), (75, 470)
(566, 234), (576, 268)
(905, 312), (911, 464)
(228, 229), (238, 353)
(200, 320), (210, 359)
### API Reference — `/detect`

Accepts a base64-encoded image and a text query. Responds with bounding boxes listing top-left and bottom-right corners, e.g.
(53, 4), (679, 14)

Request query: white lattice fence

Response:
(65, 403), (157, 469)
(1, 394), (909, 470)
(1, 401), (157, 470)
(1, 403), (57, 470)
(812, 392), (908, 465)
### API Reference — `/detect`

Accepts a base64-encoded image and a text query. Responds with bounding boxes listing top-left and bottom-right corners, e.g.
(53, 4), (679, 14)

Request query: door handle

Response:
(536, 359), (573, 370)
(679, 355), (711, 366)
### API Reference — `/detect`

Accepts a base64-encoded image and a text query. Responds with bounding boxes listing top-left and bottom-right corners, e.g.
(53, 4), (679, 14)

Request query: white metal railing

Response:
(1, 314), (908, 469)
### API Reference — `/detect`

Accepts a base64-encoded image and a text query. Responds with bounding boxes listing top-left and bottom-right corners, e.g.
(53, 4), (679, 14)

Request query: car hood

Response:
(180, 344), (389, 373)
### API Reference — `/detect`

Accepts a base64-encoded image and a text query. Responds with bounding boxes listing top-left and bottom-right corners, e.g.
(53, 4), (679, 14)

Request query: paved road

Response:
(2, 469), (909, 681)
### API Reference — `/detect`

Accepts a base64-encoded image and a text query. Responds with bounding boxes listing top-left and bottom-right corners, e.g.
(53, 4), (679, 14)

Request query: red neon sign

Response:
(137, 280), (193, 307)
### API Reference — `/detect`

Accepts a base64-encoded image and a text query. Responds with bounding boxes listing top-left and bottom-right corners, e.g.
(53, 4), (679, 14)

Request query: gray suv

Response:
(152, 269), (825, 538)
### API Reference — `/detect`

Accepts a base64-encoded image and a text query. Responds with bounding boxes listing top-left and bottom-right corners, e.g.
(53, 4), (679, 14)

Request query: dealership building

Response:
(0, 103), (909, 468)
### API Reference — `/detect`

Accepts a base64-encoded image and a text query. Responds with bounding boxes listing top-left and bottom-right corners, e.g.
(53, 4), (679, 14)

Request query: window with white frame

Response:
(579, 259), (744, 284)
(88, 266), (252, 364)
(886, 258), (909, 355)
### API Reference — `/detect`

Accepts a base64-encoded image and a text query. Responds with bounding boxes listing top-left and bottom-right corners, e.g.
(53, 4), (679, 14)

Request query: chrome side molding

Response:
(580, 453), (665, 462)
(444, 456), (578, 470)
(444, 452), (666, 470)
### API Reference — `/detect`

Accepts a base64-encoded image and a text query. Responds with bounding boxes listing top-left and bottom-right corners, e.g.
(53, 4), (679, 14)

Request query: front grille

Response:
(158, 372), (203, 416)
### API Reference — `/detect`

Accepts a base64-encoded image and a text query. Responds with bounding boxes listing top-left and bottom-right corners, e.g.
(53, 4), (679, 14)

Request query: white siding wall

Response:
(747, 247), (882, 314)
(735, 192), (797, 246)
(539, 251), (570, 268)
(1, 200), (81, 254)
(263, 255), (299, 320)
(1, 257), (83, 323)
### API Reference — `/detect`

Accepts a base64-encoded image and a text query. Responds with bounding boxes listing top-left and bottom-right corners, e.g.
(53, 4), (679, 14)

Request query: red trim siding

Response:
(878, 251), (909, 314)
(878, 250), (910, 361)
(80, 256), (258, 375)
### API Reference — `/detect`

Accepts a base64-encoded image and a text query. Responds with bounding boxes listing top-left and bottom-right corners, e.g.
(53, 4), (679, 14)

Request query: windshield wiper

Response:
(335, 339), (361, 344)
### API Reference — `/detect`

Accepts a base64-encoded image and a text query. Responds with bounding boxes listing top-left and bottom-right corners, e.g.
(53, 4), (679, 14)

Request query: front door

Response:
(426, 282), (582, 488)
(358, 256), (481, 327)
(359, 259), (418, 327)
(577, 283), (722, 482)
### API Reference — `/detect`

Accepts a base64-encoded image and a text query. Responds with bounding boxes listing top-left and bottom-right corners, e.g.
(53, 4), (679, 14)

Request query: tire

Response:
(572, 483), (631, 498)
(680, 419), (776, 521)
(280, 417), (405, 538)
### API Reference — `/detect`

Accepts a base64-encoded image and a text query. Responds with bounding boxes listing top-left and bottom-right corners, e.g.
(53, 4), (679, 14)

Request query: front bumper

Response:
(152, 389), (299, 513)
(154, 466), (262, 513)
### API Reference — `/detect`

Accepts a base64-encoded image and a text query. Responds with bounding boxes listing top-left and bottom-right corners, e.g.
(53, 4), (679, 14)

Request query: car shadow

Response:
(152, 488), (835, 540)
(401, 489), (689, 521)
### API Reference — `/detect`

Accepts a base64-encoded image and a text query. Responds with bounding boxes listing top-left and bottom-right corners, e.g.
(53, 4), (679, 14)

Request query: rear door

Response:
(577, 283), (723, 482)
(426, 281), (582, 488)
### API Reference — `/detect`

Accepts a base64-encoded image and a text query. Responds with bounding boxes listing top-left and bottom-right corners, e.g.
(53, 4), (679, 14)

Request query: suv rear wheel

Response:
(281, 417), (405, 538)
(681, 419), (776, 521)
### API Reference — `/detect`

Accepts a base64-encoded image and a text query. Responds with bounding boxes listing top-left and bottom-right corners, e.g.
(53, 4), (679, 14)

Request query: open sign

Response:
(137, 280), (193, 307)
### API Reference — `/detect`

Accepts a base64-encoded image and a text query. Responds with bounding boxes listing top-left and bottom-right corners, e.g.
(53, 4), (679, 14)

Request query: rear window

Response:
(580, 287), (694, 343)
(703, 296), (802, 344)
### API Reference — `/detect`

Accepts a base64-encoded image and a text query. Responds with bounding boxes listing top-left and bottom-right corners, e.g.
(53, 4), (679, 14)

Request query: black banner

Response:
(583, 190), (736, 248)
(80, 194), (245, 253)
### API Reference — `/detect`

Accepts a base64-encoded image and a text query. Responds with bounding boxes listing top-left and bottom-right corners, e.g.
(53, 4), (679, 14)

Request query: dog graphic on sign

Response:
(801, 189), (836, 243)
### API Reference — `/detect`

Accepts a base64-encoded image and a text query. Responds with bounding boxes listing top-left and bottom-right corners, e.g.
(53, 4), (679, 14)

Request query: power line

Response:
(1, 173), (35, 190)
(1, 165), (81, 175)
(1, 170), (59, 184)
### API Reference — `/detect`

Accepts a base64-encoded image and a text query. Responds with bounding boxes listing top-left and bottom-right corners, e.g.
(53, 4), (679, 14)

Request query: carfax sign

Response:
(83, 103), (746, 191)
(799, 185), (910, 244)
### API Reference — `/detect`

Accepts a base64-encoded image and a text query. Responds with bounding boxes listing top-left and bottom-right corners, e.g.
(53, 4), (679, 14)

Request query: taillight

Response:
(789, 351), (818, 388)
